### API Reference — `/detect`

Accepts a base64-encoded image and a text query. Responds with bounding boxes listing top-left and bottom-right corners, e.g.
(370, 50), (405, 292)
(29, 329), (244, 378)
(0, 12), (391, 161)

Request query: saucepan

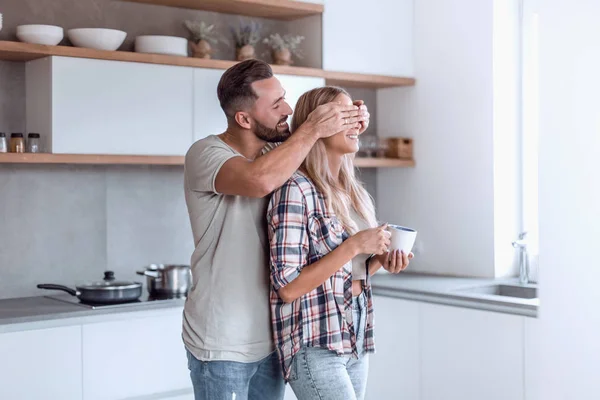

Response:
(37, 271), (143, 304)
(137, 264), (191, 296)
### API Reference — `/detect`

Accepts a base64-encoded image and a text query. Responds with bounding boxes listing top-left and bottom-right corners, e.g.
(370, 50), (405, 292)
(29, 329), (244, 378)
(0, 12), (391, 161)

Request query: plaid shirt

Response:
(267, 171), (375, 381)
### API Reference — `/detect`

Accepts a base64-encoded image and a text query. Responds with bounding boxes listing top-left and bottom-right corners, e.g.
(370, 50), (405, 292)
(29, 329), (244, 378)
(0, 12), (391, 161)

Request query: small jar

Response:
(0, 133), (7, 153)
(26, 133), (41, 153)
(10, 133), (25, 153)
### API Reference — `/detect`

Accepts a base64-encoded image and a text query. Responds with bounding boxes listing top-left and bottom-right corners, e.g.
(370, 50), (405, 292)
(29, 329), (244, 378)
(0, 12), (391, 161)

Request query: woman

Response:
(267, 86), (413, 400)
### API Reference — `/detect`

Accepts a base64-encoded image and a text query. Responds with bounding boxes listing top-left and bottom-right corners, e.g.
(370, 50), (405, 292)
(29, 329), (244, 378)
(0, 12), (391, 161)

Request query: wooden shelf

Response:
(0, 153), (414, 168)
(0, 40), (323, 78)
(0, 41), (414, 88)
(122, 0), (324, 20)
(0, 153), (185, 166)
(353, 157), (415, 168)
(326, 71), (416, 89)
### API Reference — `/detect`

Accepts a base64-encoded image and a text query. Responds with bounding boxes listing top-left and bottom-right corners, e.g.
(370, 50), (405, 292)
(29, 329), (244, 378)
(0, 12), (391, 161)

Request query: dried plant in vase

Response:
(263, 33), (305, 66)
(231, 19), (262, 61)
(184, 20), (227, 59)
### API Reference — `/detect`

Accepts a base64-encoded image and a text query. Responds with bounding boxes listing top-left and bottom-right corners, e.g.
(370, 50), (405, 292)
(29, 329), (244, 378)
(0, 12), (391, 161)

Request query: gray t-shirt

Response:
(182, 135), (274, 363)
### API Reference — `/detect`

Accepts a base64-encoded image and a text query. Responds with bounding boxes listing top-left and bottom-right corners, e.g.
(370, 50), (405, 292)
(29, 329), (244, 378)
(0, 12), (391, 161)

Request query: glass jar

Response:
(0, 133), (7, 153)
(376, 137), (389, 158)
(26, 133), (41, 153)
(357, 136), (368, 157)
(364, 135), (378, 157)
(10, 133), (24, 153)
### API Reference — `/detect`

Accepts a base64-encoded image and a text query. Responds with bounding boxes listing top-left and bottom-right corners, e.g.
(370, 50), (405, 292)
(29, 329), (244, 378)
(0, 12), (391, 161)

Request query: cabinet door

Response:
(51, 57), (194, 155)
(275, 75), (326, 115)
(524, 317), (540, 400)
(323, 0), (414, 77)
(366, 296), (420, 400)
(157, 391), (195, 400)
(420, 303), (524, 400)
(193, 72), (323, 142)
(82, 309), (190, 400)
(193, 68), (227, 141)
(284, 385), (298, 400)
(0, 326), (82, 400)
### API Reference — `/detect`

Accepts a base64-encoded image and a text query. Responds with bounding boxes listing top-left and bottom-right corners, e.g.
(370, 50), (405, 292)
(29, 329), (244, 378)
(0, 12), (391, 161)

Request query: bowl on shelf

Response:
(135, 35), (188, 57)
(67, 28), (127, 51)
(16, 24), (64, 46)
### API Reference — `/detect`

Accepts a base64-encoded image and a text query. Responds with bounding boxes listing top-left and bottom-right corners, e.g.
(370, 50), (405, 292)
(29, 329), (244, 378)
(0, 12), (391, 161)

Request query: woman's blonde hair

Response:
(292, 86), (377, 234)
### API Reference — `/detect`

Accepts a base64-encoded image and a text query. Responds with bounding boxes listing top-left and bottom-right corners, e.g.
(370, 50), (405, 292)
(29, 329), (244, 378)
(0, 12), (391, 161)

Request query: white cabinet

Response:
(524, 317), (540, 400)
(82, 310), (190, 400)
(366, 296), (420, 400)
(284, 385), (298, 400)
(193, 68), (227, 141)
(275, 74), (325, 114)
(192, 71), (323, 143)
(323, 0), (414, 77)
(420, 303), (524, 400)
(156, 391), (195, 400)
(0, 326), (82, 400)
(26, 56), (194, 156)
(284, 296), (419, 400)
(25, 56), (325, 154)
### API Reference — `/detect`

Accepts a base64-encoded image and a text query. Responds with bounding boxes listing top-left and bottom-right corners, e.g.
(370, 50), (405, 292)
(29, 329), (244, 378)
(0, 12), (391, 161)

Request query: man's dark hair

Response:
(217, 59), (274, 121)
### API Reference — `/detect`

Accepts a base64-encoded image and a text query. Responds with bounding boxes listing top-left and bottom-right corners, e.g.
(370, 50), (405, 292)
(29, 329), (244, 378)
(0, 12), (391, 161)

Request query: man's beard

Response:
(253, 117), (291, 143)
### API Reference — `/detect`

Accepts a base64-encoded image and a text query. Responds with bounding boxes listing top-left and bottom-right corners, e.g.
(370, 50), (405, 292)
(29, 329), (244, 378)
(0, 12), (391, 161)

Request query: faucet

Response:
(512, 232), (529, 285)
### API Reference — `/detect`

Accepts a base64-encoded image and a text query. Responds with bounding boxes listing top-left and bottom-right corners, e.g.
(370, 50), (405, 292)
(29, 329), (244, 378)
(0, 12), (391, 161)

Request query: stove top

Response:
(45, 293), (186, 310)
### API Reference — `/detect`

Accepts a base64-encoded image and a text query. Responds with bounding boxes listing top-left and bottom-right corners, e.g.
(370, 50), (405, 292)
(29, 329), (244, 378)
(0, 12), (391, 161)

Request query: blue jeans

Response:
(187, 350), (285, 400)
(288, 292), (370, 400)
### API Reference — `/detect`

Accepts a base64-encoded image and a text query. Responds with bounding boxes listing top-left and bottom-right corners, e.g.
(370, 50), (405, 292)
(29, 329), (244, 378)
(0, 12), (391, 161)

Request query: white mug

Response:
(388, 225), (417, 253)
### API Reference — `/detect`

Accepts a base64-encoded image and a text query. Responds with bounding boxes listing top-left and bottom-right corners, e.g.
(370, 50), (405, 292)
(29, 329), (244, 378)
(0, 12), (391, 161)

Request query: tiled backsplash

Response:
(0, 165), (194, 299)
(0, 62), (25, 134)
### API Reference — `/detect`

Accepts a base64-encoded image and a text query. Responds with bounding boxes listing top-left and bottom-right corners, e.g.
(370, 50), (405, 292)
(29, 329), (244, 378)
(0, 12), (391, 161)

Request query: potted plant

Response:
(231, 20), (262, 61)
(263, 33), (305, 66)
(184, 20), (227, 59)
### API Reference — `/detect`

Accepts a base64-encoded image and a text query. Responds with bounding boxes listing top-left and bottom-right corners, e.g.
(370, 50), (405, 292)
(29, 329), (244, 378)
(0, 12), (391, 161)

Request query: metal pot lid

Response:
(146, 264), (190, 271)
(77, 271), (142, 291)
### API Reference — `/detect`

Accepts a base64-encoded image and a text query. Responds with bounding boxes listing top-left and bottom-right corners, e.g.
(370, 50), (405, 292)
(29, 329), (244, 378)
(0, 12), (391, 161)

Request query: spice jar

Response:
(10, 133), (24, 153)
(0, 133), (7, 153)
(26, 133), (41, 153)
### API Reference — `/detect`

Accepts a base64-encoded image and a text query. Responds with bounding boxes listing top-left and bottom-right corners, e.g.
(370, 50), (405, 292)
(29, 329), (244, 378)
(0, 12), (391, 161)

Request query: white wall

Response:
(377, 0), (496, 277)
(492, 0), (521, 277)
(530, 0), (600, 398)
(323, 0), (414, 77)
(376, 0), (521, 278)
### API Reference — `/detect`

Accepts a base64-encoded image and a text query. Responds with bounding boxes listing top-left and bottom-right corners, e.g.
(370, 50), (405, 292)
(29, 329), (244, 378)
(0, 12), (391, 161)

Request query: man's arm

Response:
(215, 102), (367, 198)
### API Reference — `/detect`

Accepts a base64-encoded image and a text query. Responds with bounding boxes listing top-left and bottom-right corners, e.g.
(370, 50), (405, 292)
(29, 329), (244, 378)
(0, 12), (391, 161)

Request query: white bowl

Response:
(16, 24), (64, 46)
(135, 35), (188, 56)
(67, 28), (126, 51)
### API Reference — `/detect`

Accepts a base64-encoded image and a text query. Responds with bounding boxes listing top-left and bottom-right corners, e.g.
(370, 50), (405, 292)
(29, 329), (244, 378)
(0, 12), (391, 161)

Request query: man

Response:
(182, 59), (369, 400)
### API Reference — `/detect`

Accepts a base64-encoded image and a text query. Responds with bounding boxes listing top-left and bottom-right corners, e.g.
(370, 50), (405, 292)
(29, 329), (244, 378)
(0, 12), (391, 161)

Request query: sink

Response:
(458, 284), (538, 300)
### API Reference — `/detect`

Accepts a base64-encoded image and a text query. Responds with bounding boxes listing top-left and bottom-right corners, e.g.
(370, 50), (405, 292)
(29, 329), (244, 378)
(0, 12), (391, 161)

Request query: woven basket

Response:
(384, 138), (413, 159)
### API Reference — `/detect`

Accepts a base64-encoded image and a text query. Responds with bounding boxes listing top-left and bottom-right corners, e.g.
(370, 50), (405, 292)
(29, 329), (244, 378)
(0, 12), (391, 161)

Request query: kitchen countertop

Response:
(0, 295), (186, 333)
(370, 272), (539, 318)
(0, 273), (538, 332)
